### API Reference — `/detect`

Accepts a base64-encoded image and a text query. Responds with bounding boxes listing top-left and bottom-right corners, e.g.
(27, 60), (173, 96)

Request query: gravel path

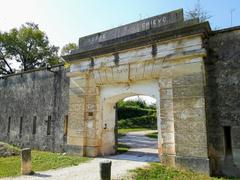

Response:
(4, 130), (159, 180)
(117, 130), (159, 162)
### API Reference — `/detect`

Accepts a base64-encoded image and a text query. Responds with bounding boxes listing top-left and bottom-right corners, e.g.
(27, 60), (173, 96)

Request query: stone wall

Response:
(206, 28), (240, 176)
(0, 66), (69, 152)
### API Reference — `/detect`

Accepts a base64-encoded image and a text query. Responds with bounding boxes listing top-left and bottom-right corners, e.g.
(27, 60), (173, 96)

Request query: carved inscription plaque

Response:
(78, 9), (183, 49)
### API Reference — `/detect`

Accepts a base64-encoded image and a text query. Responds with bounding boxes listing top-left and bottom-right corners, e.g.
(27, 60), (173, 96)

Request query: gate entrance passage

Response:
(101, 82), (159, 156)
(116, 95), (159, 162)
(63, 9), (211, 174)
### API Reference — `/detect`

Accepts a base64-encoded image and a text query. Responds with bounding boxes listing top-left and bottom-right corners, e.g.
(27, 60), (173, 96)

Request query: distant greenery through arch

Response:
(116, 98), (157, 129)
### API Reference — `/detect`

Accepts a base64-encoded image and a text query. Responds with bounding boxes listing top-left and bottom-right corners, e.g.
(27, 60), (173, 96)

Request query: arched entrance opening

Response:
(115, 95), (159, 161)
(100, 80), (162, 161)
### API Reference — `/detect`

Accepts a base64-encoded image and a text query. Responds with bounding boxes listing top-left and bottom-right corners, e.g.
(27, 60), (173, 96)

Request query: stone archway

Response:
(99, 80), (161, 156)
(64, 9), (210, 174)
(65, 36), (209, 173)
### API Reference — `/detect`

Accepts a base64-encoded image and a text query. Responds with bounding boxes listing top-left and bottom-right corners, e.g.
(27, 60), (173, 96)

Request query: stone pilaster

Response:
(66, 76), (87, 155)
(171, 61), (209, 174)
(159, 71), (176, 167)
(84, 76), (100, 157)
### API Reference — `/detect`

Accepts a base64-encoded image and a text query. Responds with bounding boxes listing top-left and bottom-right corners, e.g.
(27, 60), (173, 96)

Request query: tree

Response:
(61, 43), (77, 56)
(0, 33), (14, 75)
(0, 22), (60, 75)
(185, 0), (212, 22)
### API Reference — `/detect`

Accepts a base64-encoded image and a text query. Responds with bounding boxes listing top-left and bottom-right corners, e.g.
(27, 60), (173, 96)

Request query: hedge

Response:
(117, 114), (157, 129)
(117, 106), (156, 120)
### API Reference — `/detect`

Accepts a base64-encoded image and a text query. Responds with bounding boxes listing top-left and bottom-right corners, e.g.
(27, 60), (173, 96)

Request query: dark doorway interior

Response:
(224, 126), (233, 157)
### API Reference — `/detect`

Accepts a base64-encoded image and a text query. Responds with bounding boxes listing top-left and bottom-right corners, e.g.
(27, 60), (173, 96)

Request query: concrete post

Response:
(100, 160), (112, 180)
(21, 148), (32, 175)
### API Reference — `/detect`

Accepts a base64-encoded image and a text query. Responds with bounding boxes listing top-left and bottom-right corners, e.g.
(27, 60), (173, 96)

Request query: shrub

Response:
(118, 115), (157, 129)
(117, 106), (156, 120)
(116, 99), (157, 129)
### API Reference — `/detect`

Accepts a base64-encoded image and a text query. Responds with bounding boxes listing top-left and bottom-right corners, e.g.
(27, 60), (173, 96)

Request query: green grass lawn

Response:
(145, 132), (158, 139)
(0, 150), (91, 178)
(117, 143), (130, 154)
(118, 128), (151, 137)
(129, 163), (224, 180)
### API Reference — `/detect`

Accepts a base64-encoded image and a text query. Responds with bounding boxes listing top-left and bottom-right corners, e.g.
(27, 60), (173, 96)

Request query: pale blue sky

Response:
(0, 0), (239, 48)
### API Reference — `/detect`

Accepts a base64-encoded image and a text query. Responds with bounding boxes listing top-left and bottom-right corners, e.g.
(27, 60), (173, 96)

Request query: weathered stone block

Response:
(86, 138), (98, 147)
(174, 119), (206, 133)
(172, 73), (203, 86)
(171, 62), (203, 77)
(65, 145), (84, 156)
(160, 89), (173, 99)
(173, 97), (205, 112)
(68, 117), (84, 129)
(68, 103), (84, 112)
(175, 144), (208, 158)
(76, 9), (183, 52)
(85, 146), (99, 157)
(67, 136), (85, 146)
(162, 143), (176, 155)
(162, 132), (175, 143)
(87, 129), (97, 139)
(21, 148), (32, 175)
(160, 99), (173, 110)
(175, 132), (207, 147)
(159, 78), (172, 88)
(160, 109), (174, 120)
(161, 121), (174, 133)
(161, 154), (176, 166)
(175, 156), (209, 174)
(68, 128), (86, 137)
(173, 85), (204, 98)
(69, 96), (85, 104)
(173, 108), (205, 121)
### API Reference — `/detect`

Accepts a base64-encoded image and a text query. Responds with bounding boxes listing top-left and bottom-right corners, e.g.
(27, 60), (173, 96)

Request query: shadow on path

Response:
(107, 130), (160, 162)
(31, 173), (52, 178)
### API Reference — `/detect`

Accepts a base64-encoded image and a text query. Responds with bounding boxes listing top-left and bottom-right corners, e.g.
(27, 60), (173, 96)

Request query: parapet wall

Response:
(0, 66), (69, 152)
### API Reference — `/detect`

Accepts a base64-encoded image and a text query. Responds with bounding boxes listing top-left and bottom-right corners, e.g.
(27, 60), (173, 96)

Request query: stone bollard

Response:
(21, 148), (32, 175)
(100, 160), (112, 180)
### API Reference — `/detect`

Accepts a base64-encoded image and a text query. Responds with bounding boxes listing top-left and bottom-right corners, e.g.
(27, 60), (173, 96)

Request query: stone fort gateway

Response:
(0, 9), (240, 177)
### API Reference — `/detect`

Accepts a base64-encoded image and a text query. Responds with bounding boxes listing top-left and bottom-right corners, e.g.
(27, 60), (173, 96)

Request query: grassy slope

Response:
(129, 163), (225, 180)
(117, 143), (130, 154)
(118, 128), (151, 137)
(0, 142), (21, 157)
(0, 150), (90, 178)
(145, 132), (158, 139)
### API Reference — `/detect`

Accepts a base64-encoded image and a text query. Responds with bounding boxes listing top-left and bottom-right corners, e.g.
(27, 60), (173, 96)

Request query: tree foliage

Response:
(117, 99), (155, 109)
(118, 115), (157, 129)
(185, 0), (212, 22)
(0, 23), (60, 75)
(117, 106), (156, 120)
(117, 99), (157, 129)
(0, 34), (14, 75)
(61, 43), (77, 56)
